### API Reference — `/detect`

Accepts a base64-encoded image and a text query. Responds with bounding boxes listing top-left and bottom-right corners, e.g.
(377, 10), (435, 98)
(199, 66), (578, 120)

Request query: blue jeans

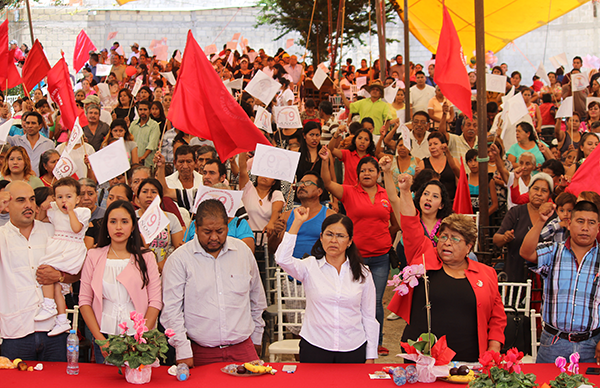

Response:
(363, 253), (390, 346)
(93, 341), (106, 364)
(1, 332), (68, 361)
(536, 329), (600, 363)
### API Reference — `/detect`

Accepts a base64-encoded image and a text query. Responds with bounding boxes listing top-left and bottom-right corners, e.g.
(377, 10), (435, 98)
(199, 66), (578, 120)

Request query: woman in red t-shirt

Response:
(329, 128), (376, 186)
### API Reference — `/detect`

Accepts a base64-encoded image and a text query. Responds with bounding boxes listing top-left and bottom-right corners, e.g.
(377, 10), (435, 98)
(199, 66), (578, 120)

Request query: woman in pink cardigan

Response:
(79, 200), (162, 364)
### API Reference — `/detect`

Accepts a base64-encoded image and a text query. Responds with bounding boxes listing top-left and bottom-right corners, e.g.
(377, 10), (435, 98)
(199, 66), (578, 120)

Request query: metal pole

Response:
(475, 0), (489, 240)
(25, 0), (35, 46)
(403, 0), (410, 123)
(375, 0), (386, 82)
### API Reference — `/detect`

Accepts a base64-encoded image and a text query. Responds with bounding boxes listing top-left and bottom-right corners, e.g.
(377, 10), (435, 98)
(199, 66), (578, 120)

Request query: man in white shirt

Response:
(410, 71), (436, 113)
(155, 145), (203, 212)
(408, 111), (432, 160)
(0, 182), (79, 361)
(284, 55), (304, 85)
(262, 57), (276, 78)
(128, 42), (140, 65)
(161, 199), (267, 367)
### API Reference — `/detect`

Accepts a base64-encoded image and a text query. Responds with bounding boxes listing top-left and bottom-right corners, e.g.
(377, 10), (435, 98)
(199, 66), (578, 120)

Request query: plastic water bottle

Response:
(66, 329), (79, 375)
(176, 363), (190, 381)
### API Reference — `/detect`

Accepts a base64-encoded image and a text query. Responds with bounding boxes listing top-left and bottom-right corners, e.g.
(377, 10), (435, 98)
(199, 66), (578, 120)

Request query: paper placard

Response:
(356, 76), (368, 90)
(232, 32), (241, 41)
(204, 44), (217, 55)
(312, 67), (328, 90)
(486, 73), (506, 94)
(226, 41), (237, 50)
(398, 124), (411, 150)
(53, 151), (79, 179)
(131, 78), (143, 97)
(65, 117), (83, 155)
(251, 143), (301, 183)
(507, 93), (529, 125)
(96, 64), (112, 77)
(138, 196), (170, 244)
(572, 73), (589, 92)
(223, 78), (243, 95)
(88, 137), (130, 184)
(160, 72), (177, 86)
(115, 46), (125, 56)
(273, 105), (302, 129)
(549, 53), (568, 70)
(0, 119), (13, 144)
(248, 51), (258, 63)
(254, 106), (272, 133)
(535, 62), (551, 86)
(587, 97), (600, 110)
(97, 83), (111, 103)
(191, 186), (243, 216)
(174, 50), (182, 62)
(317, 62), (329, 74)
(286, 38), (294, 49)
(555, 96), (573, 118)
(384, 81), (399, 103)
(244, 70), (282, 105)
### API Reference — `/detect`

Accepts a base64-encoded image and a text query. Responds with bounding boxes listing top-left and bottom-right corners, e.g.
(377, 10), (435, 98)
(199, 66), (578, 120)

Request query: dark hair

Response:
(97, 200), (151, 288)
(205, 158), (227, 178)
(411, 169), (440, 192)
(540, 159), (565, 177)
(348, 122), (362, 135)
(577, 132), (598, 161)
(104, 118), (134, 147)
(465, 149), (479, 162)
(310, 214), (365, 282)
(517, 122), (536, 141)
(413, 110), (430, 122)
(415, 70), (425, 77)
(138, 99), (152, 109)
(300, 170), (325, 192)
(572, 200), (599, 217)
(195, 198), (228, 226)
(117, 88), (134, 108)
(588, 101), (600, 111)
(511, 71), (521, 79)
(427, 131), (447, 145)
(573, 56), (583, 63)
(137, 178), (163, 202)
(197, 145), (217, 160)
(541, 93), (552, 103)
(414, 180), (453, 220)
(487, 101), (499, 114)
(22, 111), (44, 126)
(150, 101), (166, 123)
(53, 177), (81, 196)
(109, 183), (134, 202)
(38, 149), (60, 177)
(356, 156), (380, 180)
(34, 186), (52, 207)
(34, 99), (49, 109)
(305, 99), (316, 108)
(349, 128), (376, 156)
(0, 180), (9, 191)
(318, 100), (333, 115)
(555, 192), (576, 208)
(360, 117), (375, 127)
(299, 122), (322, 161)
(174, 145), (195, 163)
(491, 65), (503, 74)
(137, 86), (154, 102)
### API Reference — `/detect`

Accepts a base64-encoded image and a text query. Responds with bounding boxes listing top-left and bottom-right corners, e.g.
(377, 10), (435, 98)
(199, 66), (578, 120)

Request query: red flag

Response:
(168, 31), (270, 162)
(73, 30), (96, 73)
(1, 49), (22, 91)
(47, 57), (78, 130)
(434, 5), (473, 120)
(21, 39), (51, 93)
(0, 20), (8, 87)
(453, 157), (473, 215)
(566, 145), (600, 197)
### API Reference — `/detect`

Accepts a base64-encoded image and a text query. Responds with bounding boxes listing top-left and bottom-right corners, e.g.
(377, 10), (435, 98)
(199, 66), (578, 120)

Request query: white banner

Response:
(138, 196), (170, 244)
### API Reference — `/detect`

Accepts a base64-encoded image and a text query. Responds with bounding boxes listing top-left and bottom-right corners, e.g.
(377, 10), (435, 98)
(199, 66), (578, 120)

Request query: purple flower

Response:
(555, 356), (567, 373)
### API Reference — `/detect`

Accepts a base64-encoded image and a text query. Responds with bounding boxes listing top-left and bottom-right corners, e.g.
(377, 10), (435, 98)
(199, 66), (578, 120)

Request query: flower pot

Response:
(124, 359), (160, 384)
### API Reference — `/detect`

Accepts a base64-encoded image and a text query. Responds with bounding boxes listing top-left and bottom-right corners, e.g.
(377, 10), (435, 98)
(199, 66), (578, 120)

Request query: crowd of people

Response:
(1, 36), (600, 367)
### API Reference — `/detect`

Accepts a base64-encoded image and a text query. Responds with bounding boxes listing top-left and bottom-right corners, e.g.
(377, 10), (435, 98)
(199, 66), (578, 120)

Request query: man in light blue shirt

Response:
(8, 111), (54, 176)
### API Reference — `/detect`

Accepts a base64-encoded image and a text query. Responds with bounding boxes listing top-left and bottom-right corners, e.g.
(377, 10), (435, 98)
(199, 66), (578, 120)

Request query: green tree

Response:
(256, 0), (395, 65)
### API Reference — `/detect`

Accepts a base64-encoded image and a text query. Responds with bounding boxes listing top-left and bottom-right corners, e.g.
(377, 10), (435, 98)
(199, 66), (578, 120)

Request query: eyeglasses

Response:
(413, 120), (428, 125)
(438, 234), (463, 245)
(296, 181), (318, 187)
(323, 231), (349, 240)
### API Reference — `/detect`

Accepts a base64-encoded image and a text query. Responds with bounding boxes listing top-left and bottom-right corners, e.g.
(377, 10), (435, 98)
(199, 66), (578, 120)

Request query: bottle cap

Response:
(69, 329), (76, 334)
(178, 374), (187, 381)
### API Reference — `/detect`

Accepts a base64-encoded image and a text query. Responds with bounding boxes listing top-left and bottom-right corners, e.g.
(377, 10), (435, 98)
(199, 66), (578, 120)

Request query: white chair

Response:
(66, 305), (80, 331)
(268, 268), (305, 362)
(498, 280), (532, 317)
(521, 308), (543, 363)
(328, 95), (343, 112)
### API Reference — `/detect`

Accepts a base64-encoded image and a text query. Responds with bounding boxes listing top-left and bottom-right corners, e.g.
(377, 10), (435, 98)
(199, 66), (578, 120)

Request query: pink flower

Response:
(394, 283), (410, 296)
(119, 322), (129, 335)
(406, 276), (419, 288)
(164, 328), (175, 338)
(569, 352), (580, 364)
(512, 364), (522, 374)
(402, 266), (413, 277)
(555, 356), (567, 373)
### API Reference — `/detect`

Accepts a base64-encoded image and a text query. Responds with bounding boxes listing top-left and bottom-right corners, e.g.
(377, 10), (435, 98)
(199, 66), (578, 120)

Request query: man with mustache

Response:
(0, 181), (80, 361)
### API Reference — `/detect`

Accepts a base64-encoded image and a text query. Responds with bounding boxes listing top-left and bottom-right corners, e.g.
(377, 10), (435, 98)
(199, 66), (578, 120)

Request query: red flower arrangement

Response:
(479, 348), (524, 374)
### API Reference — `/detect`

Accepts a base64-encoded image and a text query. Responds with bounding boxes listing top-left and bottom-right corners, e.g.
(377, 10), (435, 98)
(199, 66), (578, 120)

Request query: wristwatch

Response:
(58, 272), (65, 283)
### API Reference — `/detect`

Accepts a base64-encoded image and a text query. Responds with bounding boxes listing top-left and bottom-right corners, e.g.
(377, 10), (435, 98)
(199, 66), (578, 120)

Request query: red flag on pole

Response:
(2, 50), (23, 90)
(21, 39), (51, 92)
(434, 4), (473, 120)
(167, 30), (270, 162)
(73, 30), (96, 73)
(453, 157), (473, 215)
(566, 145), (600, 197)
(47, 57), (78, 130)
(0, 20), (8, 87)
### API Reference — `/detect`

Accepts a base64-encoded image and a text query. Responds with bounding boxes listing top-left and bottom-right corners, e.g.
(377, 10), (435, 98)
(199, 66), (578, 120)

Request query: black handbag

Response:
(501, 307), (531, 354)
(389, 246), (401, 269)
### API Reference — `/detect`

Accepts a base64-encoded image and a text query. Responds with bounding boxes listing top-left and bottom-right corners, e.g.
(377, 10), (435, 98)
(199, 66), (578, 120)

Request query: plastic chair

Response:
(268, 268), (305, 362)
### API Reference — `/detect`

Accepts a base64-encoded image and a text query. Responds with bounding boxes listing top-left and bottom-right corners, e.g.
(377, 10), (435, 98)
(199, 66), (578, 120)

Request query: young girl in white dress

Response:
(34, 177), (91, 336)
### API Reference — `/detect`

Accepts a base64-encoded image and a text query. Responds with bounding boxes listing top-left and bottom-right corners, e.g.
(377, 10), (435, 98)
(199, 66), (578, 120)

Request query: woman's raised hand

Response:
(318, 146), (330, 160)
(397, 173), (412, 192)
(379, 155), (393, 173)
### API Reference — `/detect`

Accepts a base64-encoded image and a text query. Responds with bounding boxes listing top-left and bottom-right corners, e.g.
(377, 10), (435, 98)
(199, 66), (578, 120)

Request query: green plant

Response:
(469, 366), (537, 388)
(549, 372), (591, 388)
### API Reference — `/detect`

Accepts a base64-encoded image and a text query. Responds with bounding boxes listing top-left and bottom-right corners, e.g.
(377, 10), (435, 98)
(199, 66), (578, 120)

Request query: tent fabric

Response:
(390, 0), (590, 56)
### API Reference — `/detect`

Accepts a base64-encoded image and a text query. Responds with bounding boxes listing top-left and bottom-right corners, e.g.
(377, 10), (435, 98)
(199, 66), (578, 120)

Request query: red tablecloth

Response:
(4, 362), (600, 387)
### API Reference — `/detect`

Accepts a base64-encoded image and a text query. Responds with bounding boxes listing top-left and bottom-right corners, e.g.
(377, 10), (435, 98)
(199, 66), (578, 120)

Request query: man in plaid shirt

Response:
(520, 200), (600, 363)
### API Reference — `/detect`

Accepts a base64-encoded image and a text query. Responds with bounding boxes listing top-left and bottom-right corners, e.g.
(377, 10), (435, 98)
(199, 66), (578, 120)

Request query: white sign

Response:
(317, 62), (329, 74)
(131, 78), (143, 97)
(535, 62), (551, 86)
(507, 93), (529, 125)
(53, 151), (78, 179)
(65, 117), (83, 155)
(97, 83), (111, 105)
(398, 124), (411, 150)
(191, 186), (243, 216)
(231, 32), (241, 41)
(549, 53), (568, 70)
(204, 44), (217, 55)
(248, 51), (258, 63)
(384, 81), (399, 103)
(356, 76), (368, 90)
(245, 70), (281, 105)
(486, 73), (506, 94)
(88, 137), (131, 184)
(160, 72), (177, 86)
(226, 41), (237, 50)
(312, 67), (328, 90)
(572, 73), (589, 92)
(273, 105), (302, 129)
(96, 64), (112, 77)
(0, 119), (13, 144)
(138, 196), (170, 245)
(251, 143), (301, 183)
(286, 39), (294, 49)
(223, 78), (243, 95)
(254, 106), (272, 133)
(555, 96), (573, 118)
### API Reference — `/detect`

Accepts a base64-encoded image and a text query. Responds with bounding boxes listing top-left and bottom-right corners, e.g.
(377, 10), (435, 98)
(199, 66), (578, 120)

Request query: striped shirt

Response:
(533, 239), (600, 333)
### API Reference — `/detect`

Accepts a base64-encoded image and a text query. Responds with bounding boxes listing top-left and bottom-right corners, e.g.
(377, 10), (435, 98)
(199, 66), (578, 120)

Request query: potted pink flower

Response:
(96, 311), (175, 384)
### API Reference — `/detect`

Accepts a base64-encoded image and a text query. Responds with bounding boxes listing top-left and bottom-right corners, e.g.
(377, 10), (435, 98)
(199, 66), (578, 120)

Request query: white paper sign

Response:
(356, 76), (368, 90)
(587, 97), (600, 110)
(273, 105), (302, 129)
(65, 117), (83, 155)
(251, 143), (301, 183)
(232, 32), (241, 41)
(138, 196), (170, 244)
(245, 70), (282, 105)
(191, 186), (243, 216)
(486, 73), (506, 94)
(254, 106), (272, 133)
(204, 44), (217, 55)
(549, 53), (568, 70)
(507, 93), (529, 125)
(160, 72), (177, 86)
(53, 151), (79, 179)
(97, 83), (111, 105)
(226, 41), (237, 51)
(317, 62), (329, 74)
(535, 62), (551, 86)
(224, 78), (243, 95)
(572, 73), (589, 92)
(131, 78), (143, 97)
(398, 124), (411, 150)
(248, 51), (258, 63)
(384, 81), (399, 103)
(175, 50), (182, 62)
(312, 67), (328, 90)
(286, 38), (294, 49)
(555, 96), (573, 118)
(0, 119), (13, 144)
(88, 137), (131, 184)
(96, 64), (112, 77)
(115, 46), (125, 56)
